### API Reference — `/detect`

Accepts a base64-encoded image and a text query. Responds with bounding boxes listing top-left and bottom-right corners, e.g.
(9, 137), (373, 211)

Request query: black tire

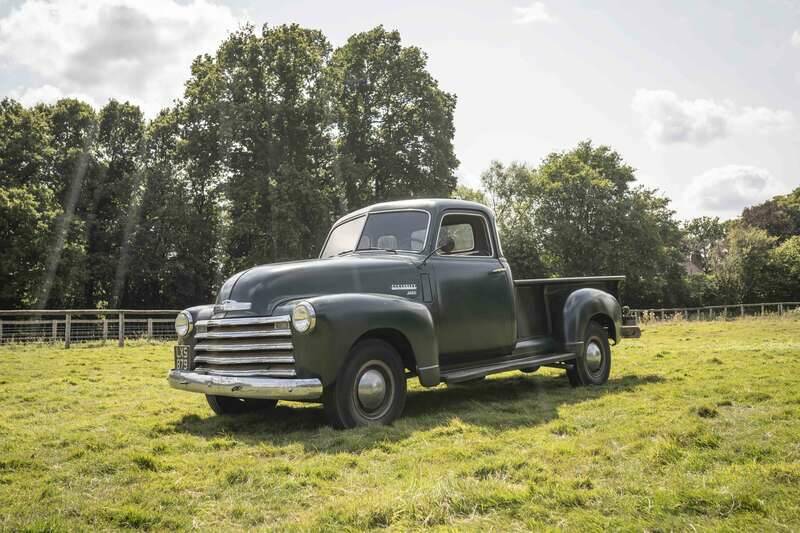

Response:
(205, 395), (277, 415)
(566, 321), (612, 387)
(323, 339), (407, 429)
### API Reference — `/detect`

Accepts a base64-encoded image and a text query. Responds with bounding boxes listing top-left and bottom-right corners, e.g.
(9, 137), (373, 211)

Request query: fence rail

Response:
(630, 301), (800, 322)
(0, 309), (180, 347)
(1, 301), (798, 347)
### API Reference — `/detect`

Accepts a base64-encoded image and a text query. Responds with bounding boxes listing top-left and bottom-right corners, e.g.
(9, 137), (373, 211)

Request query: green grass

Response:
(1, 316), (800, 531)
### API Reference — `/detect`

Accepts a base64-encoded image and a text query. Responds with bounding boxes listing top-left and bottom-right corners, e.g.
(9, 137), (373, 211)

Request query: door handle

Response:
(489, 267), (506, 274)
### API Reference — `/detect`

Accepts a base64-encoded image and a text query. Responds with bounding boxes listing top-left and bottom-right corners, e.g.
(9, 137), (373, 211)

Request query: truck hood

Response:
(216, 254), (424, 316)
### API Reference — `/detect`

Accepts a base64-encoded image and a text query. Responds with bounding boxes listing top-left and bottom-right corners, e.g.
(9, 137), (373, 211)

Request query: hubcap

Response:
(357, 368), (387, 411)
(585, 340), (603, 373)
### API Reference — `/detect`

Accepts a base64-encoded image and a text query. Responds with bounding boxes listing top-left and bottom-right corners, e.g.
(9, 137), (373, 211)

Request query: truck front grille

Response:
(193, 316), (294, 378)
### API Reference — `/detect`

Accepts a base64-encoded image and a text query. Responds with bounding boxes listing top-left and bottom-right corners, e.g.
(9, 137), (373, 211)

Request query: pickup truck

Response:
(168, 199), (640, 428)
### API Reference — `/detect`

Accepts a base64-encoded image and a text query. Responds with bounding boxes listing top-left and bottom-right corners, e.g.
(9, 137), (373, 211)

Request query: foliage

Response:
(451, 184), (488, 204)
(331, 26), (459, 210)
(0, 185), (60, 307)
(769, 236), (800, 301)
(482, 141), (685, 306)
(709, 224), (778, 304)
(741, 187), (800, 241)
(1, 316), (800, 529)
(682, 216), (727, 273)
(0, 24), (459, 309)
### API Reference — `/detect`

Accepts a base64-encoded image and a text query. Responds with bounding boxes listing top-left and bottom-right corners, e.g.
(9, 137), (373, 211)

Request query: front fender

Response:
(282, 294), (439, 387)
(562, 288), (622, 353)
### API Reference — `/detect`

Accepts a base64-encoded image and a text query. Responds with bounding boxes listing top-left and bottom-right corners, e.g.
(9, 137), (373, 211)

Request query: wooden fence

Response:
(1, 301), (798, 348)
(630, 301), (800, 323)
(0, 309), (180, 348)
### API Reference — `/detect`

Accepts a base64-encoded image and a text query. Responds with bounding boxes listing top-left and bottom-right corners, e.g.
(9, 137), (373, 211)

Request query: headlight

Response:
(174, 310), (193, 337)
(291, 301), (316, 333)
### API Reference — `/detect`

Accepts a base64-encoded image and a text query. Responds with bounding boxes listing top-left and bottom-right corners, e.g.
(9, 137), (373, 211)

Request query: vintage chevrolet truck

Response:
(168, 199), (639, 428)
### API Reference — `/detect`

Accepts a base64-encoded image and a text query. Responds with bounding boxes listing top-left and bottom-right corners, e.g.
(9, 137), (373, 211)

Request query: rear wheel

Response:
(323, 339), (407, 429)
(205, 395), (277, 415)
(567, 321), (611, 386)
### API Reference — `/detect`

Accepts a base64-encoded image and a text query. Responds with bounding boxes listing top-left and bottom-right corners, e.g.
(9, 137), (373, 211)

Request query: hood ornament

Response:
(214, 300), (252, 313)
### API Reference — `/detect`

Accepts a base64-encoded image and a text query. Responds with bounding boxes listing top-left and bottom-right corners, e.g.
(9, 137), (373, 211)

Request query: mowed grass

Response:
(1, 316), (800, 531)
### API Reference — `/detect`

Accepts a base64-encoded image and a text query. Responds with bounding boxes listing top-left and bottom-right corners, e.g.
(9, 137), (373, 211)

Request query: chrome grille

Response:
(193, 315), (294, 377)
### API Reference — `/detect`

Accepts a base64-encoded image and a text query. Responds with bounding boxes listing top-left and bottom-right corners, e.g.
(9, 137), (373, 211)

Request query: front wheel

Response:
(323, 339), (407, 429)
(206, 395), (277, 415)
(567, 321), (611, 386)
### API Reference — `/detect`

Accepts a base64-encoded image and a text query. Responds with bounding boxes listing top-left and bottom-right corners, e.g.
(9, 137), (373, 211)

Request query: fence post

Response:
(118, 312), (124, 348)
(740, 304), (744, 317)
(779, 303), (784, 316)
(147, 318), (153, 339)
(102, 318), (108, 341)
(52, 320), (57, 342)
(64, 313), (71, 349)
(761, 304), (765, 316)
(723, 306), (728, 319)
(660, 310), (665, 321)
(0, 319), (3, 342)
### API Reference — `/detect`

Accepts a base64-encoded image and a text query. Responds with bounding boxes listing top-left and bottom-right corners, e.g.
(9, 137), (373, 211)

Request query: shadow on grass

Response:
(167, 372), (664, 453)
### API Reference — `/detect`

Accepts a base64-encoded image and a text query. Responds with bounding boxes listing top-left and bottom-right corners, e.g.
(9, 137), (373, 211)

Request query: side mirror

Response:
(440, 237), (456, 254)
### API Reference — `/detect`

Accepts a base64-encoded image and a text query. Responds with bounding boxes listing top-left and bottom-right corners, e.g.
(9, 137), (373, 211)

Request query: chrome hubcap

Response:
(585, 341), (603, 372)
(357, 369), (387, 411)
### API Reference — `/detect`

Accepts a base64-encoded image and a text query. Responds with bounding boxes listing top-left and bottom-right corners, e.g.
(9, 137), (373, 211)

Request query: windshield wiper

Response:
(356, 247), (398, 254)
(336, 249), (356, 256)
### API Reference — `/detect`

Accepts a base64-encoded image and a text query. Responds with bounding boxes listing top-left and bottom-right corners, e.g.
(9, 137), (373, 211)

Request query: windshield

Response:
(321, 211), (429, 258)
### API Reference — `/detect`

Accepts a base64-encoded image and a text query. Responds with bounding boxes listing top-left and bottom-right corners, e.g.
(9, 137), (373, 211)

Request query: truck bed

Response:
(513, 275), (624, 340)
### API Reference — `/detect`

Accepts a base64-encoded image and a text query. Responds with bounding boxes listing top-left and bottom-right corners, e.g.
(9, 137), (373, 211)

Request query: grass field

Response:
(1, 316), (800, 531)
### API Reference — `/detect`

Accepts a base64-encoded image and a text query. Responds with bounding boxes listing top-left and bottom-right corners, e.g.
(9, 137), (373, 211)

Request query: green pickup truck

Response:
(168, 199), (639, 428)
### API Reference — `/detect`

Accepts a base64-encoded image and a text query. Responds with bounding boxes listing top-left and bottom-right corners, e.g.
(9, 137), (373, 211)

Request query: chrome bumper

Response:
(167, 369), (323, 400)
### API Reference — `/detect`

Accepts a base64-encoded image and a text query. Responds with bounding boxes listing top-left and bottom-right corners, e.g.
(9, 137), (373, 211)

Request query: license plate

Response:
(174, 345), (191, 370)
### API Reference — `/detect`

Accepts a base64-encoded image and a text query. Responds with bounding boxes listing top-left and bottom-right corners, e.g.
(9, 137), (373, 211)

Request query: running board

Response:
(441, 352), (576, 383)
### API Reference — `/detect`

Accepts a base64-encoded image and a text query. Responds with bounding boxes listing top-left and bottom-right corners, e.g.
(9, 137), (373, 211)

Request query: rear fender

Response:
(562, 288), (622, 354)
(281, 294), (439, 387)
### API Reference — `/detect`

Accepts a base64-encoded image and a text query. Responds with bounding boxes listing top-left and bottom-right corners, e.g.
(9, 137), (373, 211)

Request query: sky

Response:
(0, 0), (798, 220)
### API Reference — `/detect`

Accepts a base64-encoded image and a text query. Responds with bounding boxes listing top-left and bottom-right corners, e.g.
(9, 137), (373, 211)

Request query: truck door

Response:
(430, 210), (516, 365)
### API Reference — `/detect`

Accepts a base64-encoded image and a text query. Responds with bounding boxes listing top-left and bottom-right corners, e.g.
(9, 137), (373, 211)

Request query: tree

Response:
(451, 184), (487, 205)
(741, 187), (800, 241)
(767, 236), (800, 301)
(682, 216), (726, 273)
(331, 26), (459, 210)
(181, 24), (339, 274)
(709, 224), (777, 303)
(482, 141), (685, 307)
(0, 185), (60, 307)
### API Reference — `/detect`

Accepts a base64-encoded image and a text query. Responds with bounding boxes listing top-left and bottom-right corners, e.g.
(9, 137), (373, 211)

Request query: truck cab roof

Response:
(333, 198), (495, 227)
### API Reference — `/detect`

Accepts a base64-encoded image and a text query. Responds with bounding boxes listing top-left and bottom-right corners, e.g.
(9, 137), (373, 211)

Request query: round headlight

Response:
(291, 301), (316, 333)
(174, 310), (193, 337)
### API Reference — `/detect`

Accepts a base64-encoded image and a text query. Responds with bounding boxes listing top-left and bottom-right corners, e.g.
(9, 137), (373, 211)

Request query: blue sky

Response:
(1, 0), (798, 219)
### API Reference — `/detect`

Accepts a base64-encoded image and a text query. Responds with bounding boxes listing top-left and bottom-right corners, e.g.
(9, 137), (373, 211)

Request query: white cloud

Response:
(792, 30), (800, 48)
(632, 89), (794, 146)
(512, 2), (555, 24)
(684, 165), (785, 218)
(0, 0), (239, 115)
(8, 84), (97, 108)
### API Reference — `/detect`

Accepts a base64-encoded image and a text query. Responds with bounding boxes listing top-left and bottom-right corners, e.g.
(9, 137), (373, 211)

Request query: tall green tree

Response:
(331, 26), (459, 209)
(182, 24), (339, 274)
(709, 224), (777, 303)
(741, 187), (800, 241)
(482, 141), (685, 306)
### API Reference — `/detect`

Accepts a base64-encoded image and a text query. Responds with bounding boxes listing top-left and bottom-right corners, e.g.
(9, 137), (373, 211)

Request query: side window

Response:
(438, 213), (493, 257)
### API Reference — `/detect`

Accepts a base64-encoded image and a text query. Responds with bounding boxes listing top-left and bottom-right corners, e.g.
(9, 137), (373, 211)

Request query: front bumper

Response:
(167, 370), (323, 401)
